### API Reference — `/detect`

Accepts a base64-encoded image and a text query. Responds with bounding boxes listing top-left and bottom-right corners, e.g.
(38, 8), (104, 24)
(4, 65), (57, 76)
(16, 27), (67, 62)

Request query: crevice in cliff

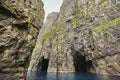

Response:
(13, 23), (29, 31)
(73, 51), (93, 72)
(0, 6), (16, 18)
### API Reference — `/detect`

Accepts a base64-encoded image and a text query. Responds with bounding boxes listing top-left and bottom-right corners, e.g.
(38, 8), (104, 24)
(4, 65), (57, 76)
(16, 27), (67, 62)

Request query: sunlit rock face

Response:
(0, 0), (44, 80)
(28, 0), (120, 78)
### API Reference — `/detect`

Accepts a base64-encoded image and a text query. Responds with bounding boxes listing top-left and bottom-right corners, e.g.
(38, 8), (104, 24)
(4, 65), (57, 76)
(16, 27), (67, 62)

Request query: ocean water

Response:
(30, 71), (120, 80)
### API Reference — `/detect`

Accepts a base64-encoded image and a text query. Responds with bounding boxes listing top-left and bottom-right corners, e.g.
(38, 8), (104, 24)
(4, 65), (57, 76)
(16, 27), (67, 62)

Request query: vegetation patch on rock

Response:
(95, 18), (120, 31)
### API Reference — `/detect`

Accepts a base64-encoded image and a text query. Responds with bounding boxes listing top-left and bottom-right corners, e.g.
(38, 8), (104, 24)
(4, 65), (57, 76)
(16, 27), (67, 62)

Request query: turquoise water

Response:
(30, 71), (120, 80)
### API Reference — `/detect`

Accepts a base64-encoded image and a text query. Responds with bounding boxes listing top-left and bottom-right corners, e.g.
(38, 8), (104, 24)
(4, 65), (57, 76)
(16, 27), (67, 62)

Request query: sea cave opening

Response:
(73, 51), (93, 72)
(37, 57), (49, 71)
(34, 57), (49, 80)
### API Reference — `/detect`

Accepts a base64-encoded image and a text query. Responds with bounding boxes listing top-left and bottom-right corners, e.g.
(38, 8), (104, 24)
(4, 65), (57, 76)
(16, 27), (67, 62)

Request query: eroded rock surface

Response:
(27, 12), (60, 79)
(0, 0), (44, 80)
(28, 0), (120, 76)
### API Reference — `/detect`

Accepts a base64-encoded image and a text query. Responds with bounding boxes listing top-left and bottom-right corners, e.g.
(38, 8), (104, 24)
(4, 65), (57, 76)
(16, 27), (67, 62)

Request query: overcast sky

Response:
(43, 0), (63, 21)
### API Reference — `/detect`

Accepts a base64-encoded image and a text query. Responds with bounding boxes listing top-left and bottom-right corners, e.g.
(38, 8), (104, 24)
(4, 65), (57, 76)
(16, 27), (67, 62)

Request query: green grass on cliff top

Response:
(95, 18), (120, 31)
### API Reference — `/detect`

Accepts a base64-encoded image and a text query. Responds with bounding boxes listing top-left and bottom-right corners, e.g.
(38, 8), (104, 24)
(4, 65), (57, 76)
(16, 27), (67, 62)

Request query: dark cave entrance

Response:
(38, 57), (49, 71)
(41, 57), (49, 71)
(35, 57), (49, 80)
(73, 51), (93, 72)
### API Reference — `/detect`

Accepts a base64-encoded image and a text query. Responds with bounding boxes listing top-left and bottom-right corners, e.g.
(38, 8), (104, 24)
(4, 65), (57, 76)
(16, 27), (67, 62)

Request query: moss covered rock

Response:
(0, 0), (44, 80)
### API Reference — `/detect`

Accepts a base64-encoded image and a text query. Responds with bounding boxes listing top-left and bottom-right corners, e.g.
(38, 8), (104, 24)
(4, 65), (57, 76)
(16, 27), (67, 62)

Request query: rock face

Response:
(0, 0), (44, 80)
(28, 0), (120, 78)
(27, 12), (60, 79)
